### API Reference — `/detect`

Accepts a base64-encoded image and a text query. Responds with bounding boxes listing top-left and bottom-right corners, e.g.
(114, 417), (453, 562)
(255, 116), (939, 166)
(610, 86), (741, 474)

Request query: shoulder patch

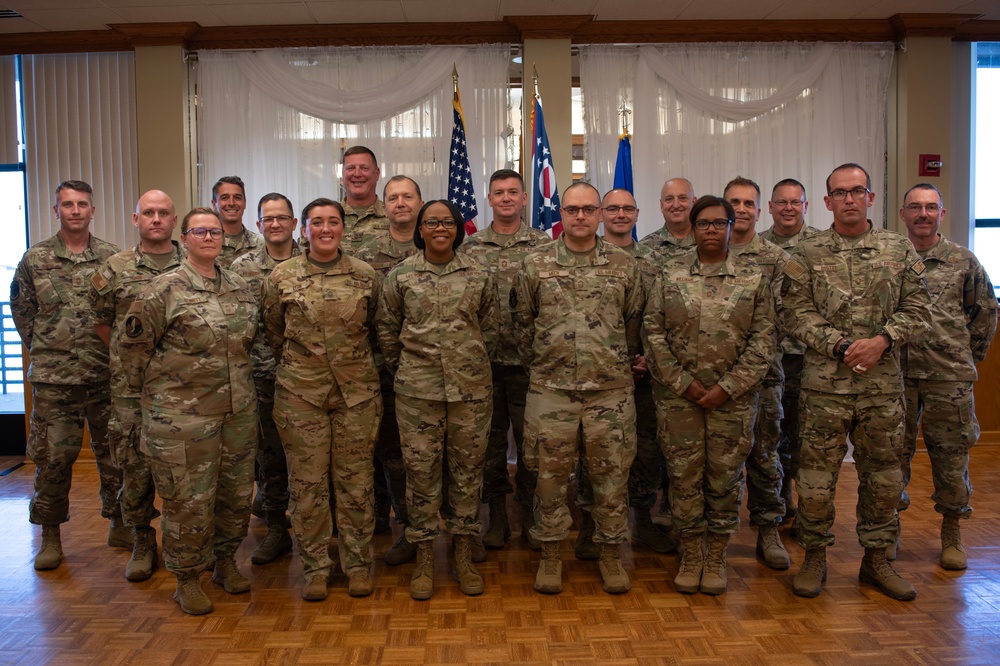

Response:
(10, 279), (20, 301)
(784, 258), (808, 282)
(124, 315), (144, 338)
(509, 286), (518, 309)
(91, 270), (109, 292)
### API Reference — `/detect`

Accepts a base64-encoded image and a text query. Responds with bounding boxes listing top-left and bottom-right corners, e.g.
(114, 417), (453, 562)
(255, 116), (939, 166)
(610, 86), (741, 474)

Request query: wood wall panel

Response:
(975, 334), (1000, 443)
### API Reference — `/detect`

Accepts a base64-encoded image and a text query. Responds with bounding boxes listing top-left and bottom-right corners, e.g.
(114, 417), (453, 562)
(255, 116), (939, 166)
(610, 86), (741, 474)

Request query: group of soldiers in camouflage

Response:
(12, 148), (995, 613)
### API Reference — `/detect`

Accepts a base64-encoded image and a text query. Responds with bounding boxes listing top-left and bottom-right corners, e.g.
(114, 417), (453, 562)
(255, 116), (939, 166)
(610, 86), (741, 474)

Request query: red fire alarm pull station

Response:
(919, 154), (942, 177)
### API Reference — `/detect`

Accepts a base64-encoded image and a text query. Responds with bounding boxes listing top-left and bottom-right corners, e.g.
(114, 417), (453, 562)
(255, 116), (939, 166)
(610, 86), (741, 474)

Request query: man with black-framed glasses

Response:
(782, 163), (930, 601)
(232, 193), (302, 567)
(511, 182), (644, 596)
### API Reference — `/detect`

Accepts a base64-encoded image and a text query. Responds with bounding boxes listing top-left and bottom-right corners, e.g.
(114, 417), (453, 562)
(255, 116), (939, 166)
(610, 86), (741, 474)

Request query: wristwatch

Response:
(835, 339), (851, 359)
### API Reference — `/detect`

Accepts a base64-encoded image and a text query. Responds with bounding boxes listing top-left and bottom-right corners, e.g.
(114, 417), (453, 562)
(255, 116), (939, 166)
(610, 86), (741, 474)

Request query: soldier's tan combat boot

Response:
(674, 535), (704, 594)
(520, 505), (541, 550)
(756, 522), (790, 570)
(534, 541), (563, 594)
(860, 547), (916, 600)
(453, 534), (487, 564)
(34, 524), (63, 571)
(700, 533), (730, 595)
(598, 542), (631, 594)
(302, 573), (329, 601)
(409, 541), (435, 600)
(633, 509), (678, 554)
(482, 496), (511, 549)
(792, 547), (827, 597)
(108, 513), (132, 549)
(251, 524), (293, 565)
(940, 516), (967, 570)
(574, 511), (599, 560)
(347, 566), (374, 597)
(453, 534), (485, 595)
(125, 526), (158, 582)
(174, 574), (213, 615)
(212, 556), (251, 594)
(385, 531), (418, 565)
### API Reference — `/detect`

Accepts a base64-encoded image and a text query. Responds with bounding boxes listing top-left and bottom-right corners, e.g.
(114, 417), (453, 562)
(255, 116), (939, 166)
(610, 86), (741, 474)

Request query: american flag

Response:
(448, 90), (479, 235)
(531, 95), (561, 238)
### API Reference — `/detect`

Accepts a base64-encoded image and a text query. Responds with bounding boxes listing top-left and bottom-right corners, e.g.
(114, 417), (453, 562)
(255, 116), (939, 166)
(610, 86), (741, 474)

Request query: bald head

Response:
(660, 178), (696, 237)
(133, 189), (177, 251)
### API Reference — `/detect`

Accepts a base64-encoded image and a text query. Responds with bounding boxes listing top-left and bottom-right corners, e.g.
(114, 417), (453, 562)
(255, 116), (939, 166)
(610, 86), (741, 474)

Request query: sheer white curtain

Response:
(21, 52), (139, 249)
(196, 45), (510, 229)
(581, 43), (895, 239)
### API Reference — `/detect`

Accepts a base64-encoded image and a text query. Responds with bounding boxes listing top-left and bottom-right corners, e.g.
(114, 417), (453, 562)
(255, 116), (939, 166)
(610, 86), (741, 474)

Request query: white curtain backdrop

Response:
(580, 42), (895, 239)
(197, 45), (510, 231)
(21, 52), (139, 249)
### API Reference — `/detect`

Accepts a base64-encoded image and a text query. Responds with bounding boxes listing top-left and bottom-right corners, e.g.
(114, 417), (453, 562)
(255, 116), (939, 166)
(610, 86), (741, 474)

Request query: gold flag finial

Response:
(618, 98), (632, 136)
(452, 64), (459, 100)
(532, 64), (539, 98)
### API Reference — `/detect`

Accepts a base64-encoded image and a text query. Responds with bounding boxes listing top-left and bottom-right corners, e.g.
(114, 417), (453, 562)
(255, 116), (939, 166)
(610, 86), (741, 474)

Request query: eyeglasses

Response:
(421, 218), (457, 229)
(603, 205), (636, 214)
(183, 227), (224, 239)
(770, 200), (804, 208)
(829, 187), (870, 201)
(693, 219), (732, 231)
(903, 203), (941, 214)
(562, 205), (601, 217)
(260, 215), (293, 226)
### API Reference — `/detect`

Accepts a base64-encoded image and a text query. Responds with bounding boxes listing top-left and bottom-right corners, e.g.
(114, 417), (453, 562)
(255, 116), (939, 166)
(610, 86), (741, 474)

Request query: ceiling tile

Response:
(854, 0), (977, 19)
(589, 0), (693, 21)
(111, 4), (226, 25)
(9, 7), (126, 31)
(208, 2), (317, 24)
(499, 0), (599, 17)
(4, 0), (104, 9)
(767, 0), (873, 19)
(959, 0), (1000, 20)
(678, 0), (786, 20)
(306, 0), (405, 23)
(0, 17), (46, 33)
(400, 0), (500, 22)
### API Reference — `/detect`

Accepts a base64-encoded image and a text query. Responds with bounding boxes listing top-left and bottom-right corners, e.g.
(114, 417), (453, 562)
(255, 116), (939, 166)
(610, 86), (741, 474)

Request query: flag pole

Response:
(532, 64), (539, 99)
(618, 98), (631, 139)
(452, 64), (459, 102)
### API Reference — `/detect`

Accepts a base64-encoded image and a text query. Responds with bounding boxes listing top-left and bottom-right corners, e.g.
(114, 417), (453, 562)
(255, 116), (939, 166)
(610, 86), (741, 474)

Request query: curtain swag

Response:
(232, 47), (469, 122)
(637, 43), (836, 122)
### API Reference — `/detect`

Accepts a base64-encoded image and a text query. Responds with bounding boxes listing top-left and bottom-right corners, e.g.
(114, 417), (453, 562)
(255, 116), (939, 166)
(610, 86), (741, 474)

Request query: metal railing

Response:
(0, 301), (24, 394)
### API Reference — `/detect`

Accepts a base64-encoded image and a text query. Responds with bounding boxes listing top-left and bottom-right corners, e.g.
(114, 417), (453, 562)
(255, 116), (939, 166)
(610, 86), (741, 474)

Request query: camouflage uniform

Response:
(459, 222), (549, 515)
(232, 243), (302, 529)
(377, 252), (498, 543)
(639, 226), (695, 259)
(511, 237), (643, 544)
(642, 252), (775, 536)
(262, 251), (381, 576)
(219, 225), (262, 270)
(782, 223), (931, 550)
(353, 233), (419, 526)
(729, 235), (790, 526)
(90, 240), (183, 530)
(119, 261), (259, 576)
(576, 240), (664, 516)
(11, 232), (122, 526)
(760, 225), (819, 489)
(342, 198), (389, 255)
(900, 234), (996, 519)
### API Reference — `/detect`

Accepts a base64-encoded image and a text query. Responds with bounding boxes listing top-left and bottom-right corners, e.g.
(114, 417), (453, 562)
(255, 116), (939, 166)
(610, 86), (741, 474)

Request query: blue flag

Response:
(531, 96), (561, 238)
(613, 134), (635, 239)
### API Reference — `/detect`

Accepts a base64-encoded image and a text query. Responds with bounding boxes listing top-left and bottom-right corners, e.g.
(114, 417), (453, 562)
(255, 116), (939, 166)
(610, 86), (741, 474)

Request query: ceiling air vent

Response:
(0, 10), (23, 18)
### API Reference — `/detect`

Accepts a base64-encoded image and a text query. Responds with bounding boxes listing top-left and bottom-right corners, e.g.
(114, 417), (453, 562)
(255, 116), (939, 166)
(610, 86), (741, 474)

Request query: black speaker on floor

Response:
(0, 413), (26, 455)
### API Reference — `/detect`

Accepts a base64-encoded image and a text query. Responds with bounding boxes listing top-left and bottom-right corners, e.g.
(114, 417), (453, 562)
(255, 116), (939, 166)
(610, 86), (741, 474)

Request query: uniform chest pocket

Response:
(326, 278), (371, 323)
(33, 266), (68, 308)
(596, 270), (628, 313)
(538, 270), (571, 309)
(281, 282), (319, 329)
(170, 302), (218, 352)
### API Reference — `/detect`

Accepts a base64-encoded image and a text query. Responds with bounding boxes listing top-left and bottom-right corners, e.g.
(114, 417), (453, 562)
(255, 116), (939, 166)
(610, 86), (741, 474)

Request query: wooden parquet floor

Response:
(2, 448), (1000, 665)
